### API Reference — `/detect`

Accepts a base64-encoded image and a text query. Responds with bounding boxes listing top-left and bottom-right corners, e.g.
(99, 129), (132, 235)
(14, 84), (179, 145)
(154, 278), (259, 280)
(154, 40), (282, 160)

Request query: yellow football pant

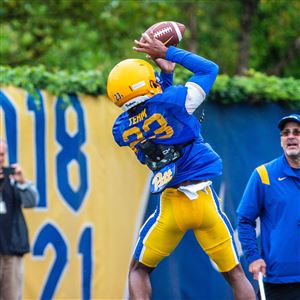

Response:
(134, 186), (239, 272)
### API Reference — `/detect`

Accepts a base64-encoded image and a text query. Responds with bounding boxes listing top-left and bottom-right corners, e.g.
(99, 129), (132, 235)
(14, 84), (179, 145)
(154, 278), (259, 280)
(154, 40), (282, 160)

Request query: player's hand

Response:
(151, 58), (175, 74)
(133, 31), (168, 59)
(11, 163), (26, 184)
(249, 259), (266, 280)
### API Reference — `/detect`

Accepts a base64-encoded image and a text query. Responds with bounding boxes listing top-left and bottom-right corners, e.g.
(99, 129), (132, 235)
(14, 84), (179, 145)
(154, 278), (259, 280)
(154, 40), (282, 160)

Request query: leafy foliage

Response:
(1, 0), (299, 77)
(1, 65), (299, 109)
(209, 70), (300, 108)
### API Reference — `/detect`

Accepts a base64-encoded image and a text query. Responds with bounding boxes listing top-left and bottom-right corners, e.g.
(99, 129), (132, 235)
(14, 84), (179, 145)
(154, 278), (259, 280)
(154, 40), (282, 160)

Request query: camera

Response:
(0, 166), (15, 176)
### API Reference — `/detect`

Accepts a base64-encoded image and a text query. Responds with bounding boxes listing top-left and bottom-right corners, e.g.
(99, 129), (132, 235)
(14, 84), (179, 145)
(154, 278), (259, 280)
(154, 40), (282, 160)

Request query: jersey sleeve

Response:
(158, 71), (174, 91)
(165, 46), (218, 115)
(184, 82), (206, 115)
(16, 181), (38, 208)
(237, 215), (261, 264)
(112, 115), (125, 146)
(166, 46), (219, 95)
(237, 168), (265, 219)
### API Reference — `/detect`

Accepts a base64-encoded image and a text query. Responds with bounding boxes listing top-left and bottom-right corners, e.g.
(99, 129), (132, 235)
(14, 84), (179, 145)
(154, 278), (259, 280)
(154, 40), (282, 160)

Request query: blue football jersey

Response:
(112, 85), (222, 186)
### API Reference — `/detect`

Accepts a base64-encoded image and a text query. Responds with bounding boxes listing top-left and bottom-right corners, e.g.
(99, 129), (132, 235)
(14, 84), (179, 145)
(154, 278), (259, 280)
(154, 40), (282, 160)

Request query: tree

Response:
(237, 0), (259, 75)
(0, 0), (299, 77)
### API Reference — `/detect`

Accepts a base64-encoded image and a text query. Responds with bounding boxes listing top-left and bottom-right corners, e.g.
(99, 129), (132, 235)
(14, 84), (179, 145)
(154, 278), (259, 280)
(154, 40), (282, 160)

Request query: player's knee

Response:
(223, 264), (245, 282)
(135, 245), (166, 269)
(129, 258), (154, 274)
(205, 238), (239, 272)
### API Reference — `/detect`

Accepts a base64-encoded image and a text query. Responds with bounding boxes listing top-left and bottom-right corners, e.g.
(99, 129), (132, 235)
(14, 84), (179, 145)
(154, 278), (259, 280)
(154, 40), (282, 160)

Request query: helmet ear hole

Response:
(149, 80), (155, 88)
(150, 80), (158, 88)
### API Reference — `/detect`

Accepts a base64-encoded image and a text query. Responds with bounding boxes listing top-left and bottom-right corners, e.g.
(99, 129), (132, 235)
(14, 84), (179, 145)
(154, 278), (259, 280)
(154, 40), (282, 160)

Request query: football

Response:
(141, 21), (185, 47)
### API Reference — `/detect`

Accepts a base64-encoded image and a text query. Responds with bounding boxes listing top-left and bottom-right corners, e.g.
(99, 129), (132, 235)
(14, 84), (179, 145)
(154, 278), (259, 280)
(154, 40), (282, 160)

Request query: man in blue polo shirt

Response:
(237, 114), (300, 300)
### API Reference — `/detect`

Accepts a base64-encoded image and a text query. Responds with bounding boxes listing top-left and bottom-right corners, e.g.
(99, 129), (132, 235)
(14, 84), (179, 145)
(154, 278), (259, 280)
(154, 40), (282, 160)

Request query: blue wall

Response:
(144, 102), (297, 300)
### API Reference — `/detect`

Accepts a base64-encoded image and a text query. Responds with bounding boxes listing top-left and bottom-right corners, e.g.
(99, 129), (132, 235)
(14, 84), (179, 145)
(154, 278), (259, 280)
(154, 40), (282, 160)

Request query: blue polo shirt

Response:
(237, 155), (300, 283)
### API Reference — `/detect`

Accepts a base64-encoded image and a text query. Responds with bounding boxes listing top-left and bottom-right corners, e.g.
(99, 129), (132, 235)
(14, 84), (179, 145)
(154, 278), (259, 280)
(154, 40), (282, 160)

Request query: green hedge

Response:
(1, 65), (299, 109)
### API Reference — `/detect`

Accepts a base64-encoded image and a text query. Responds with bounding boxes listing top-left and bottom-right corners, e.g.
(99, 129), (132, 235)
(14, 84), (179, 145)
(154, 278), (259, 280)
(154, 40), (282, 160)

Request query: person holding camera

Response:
(0, 139), (38, 300)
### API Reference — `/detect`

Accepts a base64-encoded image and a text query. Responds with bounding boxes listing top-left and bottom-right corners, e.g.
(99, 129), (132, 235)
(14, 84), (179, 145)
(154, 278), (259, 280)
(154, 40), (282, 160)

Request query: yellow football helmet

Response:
(107, 59), (162, 111)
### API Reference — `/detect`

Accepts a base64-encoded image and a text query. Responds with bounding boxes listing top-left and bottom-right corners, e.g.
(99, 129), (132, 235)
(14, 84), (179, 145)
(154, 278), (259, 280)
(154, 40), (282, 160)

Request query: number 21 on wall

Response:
(33, 223), (93, 300)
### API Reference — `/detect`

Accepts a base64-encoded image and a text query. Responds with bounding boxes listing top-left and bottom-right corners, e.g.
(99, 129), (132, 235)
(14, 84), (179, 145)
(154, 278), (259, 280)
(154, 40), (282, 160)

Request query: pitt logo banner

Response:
(0, 86), (149, 299)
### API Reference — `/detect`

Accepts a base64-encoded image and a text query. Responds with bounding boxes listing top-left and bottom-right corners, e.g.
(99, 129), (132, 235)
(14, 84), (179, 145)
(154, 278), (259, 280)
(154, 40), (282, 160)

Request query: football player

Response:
(107, 32), (255, 300)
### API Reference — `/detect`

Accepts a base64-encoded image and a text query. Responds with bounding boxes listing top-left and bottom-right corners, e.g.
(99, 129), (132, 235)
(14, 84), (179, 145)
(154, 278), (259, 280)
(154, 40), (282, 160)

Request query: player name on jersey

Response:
(129, 108), (148, 126)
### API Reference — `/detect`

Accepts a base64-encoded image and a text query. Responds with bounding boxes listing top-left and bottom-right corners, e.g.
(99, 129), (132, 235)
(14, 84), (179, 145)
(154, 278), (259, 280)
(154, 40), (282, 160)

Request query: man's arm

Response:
(146, 57), (175, 90)
(236, 170), (266, 280)
(237, 215), (266, 280)
(166, 46), (219, 95)
(11, 163), (38, 208)
(166, 46), (219, 114)
(15, 181), (38, 208)
(133, 33), (218, 114)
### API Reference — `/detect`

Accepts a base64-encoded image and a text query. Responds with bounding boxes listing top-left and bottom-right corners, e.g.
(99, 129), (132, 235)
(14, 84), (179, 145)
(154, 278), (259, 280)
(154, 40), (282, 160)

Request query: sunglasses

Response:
(280, 129), (300, 137)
